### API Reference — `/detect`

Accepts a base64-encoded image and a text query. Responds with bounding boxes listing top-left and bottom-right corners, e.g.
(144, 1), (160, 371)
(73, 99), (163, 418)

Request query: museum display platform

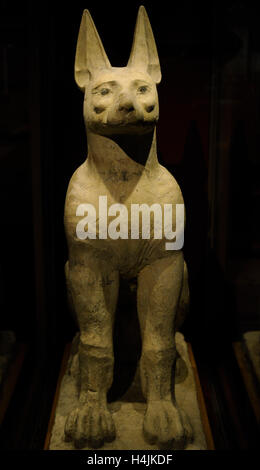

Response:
(44, 333), (214, 451)
(233, 332), (260, 427)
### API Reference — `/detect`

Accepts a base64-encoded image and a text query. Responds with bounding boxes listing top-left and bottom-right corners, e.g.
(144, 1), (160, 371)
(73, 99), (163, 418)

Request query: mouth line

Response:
(88, 117), (158, 136)
(103, 118), (158, 127)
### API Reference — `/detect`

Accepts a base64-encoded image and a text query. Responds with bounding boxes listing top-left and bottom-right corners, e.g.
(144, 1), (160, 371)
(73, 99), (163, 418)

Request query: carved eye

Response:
(138, 86), (148, 94)
(100, 88), (110, 96)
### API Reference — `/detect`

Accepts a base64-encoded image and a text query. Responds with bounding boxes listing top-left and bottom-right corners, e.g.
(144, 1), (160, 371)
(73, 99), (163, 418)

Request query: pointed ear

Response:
(74, 10), (111, 92)
(127, 5), (161, 84)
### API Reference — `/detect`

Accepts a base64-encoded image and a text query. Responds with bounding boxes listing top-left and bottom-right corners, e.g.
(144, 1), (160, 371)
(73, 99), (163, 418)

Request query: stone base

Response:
(48, 333), (209, 450)
(233, 333), (260, 427)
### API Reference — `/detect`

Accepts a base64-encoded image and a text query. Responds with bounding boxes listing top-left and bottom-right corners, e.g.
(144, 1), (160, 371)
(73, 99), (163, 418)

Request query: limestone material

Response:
(63, 6), (192, 449)
(49, 333), (207, 450)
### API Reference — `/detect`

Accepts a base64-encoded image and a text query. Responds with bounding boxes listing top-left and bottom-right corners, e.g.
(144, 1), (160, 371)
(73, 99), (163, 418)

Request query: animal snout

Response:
(120, 104), (135, 112)
(118, 95), (135, 113)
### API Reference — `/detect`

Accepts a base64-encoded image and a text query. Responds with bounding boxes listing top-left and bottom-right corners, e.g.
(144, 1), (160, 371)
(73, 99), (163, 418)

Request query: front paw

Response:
(64, 403), (116, 449)
(143, 400), (193, 449)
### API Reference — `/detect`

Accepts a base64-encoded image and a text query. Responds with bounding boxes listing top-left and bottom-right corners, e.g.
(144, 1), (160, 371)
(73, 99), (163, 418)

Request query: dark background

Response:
(0, 0), (259, 450)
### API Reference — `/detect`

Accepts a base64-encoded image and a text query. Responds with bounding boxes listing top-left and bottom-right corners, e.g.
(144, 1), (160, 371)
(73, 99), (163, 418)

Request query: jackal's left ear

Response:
(127, 6), (161, 84)
(75, 10), (111, 92)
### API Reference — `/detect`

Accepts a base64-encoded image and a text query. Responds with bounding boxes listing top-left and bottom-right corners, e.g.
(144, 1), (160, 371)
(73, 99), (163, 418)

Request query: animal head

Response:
(75, 6), (161, 136)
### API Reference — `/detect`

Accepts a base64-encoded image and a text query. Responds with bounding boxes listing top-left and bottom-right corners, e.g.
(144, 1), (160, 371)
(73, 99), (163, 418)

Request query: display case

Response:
(0, 0), (259, 452)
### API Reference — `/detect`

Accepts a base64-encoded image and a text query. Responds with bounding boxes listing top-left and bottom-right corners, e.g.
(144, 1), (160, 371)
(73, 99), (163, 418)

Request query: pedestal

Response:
(233, 331), (260, 426)
(45, 333), (214, 450)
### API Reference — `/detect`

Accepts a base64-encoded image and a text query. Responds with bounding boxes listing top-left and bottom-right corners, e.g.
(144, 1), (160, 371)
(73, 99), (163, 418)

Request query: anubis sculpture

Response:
(64, 6), (193, 449)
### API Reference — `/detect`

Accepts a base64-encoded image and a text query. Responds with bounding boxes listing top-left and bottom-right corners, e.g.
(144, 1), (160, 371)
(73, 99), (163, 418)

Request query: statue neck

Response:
(86, 128), (159, 175)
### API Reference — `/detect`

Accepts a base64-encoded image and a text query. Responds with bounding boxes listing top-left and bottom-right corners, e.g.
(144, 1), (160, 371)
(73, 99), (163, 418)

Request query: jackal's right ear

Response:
(74, 10), (111, 92)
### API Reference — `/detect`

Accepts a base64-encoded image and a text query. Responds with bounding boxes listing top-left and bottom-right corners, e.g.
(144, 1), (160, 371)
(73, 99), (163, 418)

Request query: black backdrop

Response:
(0, 0), (259, 450)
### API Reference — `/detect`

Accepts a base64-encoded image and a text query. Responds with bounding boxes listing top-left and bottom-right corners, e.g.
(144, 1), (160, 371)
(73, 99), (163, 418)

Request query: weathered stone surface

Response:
(63, 6), (194, 449)
(49, 333), (207, 450)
